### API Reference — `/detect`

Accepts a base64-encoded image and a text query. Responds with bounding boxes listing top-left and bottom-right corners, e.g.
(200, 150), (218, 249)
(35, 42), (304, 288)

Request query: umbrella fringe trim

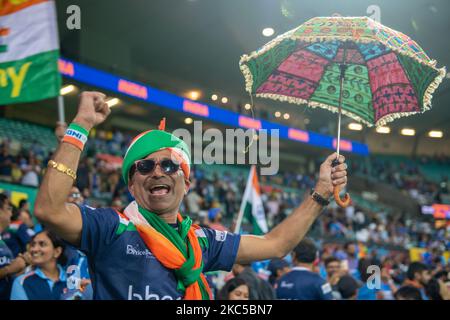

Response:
(239, 62), (254, 96)
(423, 66), (446, 109)
(254, 91), (444, 128)
(376, 111), (426, 127)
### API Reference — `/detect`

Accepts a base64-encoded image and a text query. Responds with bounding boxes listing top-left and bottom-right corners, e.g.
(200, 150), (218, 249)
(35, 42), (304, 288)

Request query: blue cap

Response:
(208, 207), (221, 221)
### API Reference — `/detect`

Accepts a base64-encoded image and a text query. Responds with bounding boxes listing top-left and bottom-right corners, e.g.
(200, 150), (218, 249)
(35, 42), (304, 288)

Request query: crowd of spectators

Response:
(1, 129), (449, 251)
(350, 155), (450, 206)
(0, 124), (449, 300)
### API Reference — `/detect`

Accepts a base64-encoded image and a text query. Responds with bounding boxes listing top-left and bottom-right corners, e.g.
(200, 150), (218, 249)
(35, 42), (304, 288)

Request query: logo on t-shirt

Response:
(280, 281), (294, 289)
(1, 233), (11, 240)
(126, 244), (154, 259)
(0, 256), (11, 266)
(67, 265), (82, 290)
(215, 230), (227, 242)
(321, 283), (332, 295)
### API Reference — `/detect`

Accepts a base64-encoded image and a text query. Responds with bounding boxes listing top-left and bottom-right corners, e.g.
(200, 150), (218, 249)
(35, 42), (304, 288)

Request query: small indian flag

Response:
(0, 0), (61, 104)
(234, 165), (268, 235)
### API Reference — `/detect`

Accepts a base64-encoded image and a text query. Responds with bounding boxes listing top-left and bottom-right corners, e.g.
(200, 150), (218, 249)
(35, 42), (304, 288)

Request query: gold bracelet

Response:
(47, 160), (77, 180)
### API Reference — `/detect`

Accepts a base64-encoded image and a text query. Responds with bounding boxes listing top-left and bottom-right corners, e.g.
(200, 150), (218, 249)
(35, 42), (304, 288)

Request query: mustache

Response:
(144, 176), (174, 188)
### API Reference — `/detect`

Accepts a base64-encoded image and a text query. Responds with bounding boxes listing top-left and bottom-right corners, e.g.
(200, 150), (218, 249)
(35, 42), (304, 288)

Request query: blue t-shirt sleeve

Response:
(10, 275), (29, 300)
(200, 228), (240, 272)
(274, 278), (283, 298)
(17, 224), (32, 252)
(77, 205), (119, 257)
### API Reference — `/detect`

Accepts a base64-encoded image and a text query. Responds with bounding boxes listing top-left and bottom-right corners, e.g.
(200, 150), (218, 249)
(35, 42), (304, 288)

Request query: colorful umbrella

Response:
(239, 16), (446, 207)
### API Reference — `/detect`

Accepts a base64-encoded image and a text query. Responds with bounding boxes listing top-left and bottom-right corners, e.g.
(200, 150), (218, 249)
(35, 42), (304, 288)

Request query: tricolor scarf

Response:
(123, 201), (212, 300)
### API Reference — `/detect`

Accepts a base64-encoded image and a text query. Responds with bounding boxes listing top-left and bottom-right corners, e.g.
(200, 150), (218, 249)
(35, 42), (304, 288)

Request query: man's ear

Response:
(128, 179), (135, 197)
(184, 178), (191, 195)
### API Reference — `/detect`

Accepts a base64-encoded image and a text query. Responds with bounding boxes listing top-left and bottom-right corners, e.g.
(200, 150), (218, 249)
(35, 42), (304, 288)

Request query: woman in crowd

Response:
(217, 277), (250, 300)
(10, 230), (67, 300)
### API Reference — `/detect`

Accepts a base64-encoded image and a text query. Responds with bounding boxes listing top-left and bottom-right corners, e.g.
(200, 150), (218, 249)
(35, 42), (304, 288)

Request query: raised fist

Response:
(72, 91), (111, 131)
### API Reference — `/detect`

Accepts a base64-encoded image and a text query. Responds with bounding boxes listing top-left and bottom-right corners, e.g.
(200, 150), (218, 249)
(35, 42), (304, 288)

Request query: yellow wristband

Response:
(47, 160), (77, 180)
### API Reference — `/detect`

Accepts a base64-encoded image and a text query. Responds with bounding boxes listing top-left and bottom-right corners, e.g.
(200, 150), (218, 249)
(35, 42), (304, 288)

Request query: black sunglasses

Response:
(132, 158), (181, 178)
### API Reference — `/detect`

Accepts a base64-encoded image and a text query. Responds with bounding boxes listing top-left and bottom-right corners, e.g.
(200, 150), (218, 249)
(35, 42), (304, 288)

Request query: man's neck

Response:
(158, 212), (178, 224)
(149, 209), (178, 224)
(136, 202), (179, 224)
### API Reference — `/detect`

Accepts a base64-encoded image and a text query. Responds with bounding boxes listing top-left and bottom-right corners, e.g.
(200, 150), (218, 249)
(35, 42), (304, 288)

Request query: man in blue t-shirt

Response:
(1, 215), (33, 258)
(276, 238), (333, 300)
(0, 194), (14, 300)
(0, 194), (32, 300)
(34, 92), (348, 300)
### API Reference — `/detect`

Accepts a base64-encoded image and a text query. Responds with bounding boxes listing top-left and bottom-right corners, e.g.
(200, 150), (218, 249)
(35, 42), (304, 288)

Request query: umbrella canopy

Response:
(239, 16), (446, 127)
(239, 16), (446, 208)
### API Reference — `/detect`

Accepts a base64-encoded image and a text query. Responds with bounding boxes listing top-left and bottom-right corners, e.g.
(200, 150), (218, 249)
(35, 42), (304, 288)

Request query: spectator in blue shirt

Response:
(0, 194), (31, 300)
(356, 258), (379, 300)
(275, 238), (333, 300)
(1, 206), (33, 257)
(63, 186), (93, 299)
(10, 230), (67, 300)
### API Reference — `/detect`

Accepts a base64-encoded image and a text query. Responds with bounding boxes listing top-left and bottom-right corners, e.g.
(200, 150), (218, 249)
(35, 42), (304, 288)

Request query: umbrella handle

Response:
(333, 185), (351, 208)
(331, 158), (351, 208)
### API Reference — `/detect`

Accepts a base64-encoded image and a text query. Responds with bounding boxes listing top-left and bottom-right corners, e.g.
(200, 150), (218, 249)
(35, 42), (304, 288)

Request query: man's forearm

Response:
(34, 92), (109, 244)
(0, 258), (26, 279)
(266, 195), (324, 256)
(236, 153), (346, 263)
(34, 141), (82, 218)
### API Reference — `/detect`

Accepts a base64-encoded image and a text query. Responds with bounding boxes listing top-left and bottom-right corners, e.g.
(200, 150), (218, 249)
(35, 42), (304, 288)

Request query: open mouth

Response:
(149, 184), (171, 195)
(31, 252), (43, 258)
